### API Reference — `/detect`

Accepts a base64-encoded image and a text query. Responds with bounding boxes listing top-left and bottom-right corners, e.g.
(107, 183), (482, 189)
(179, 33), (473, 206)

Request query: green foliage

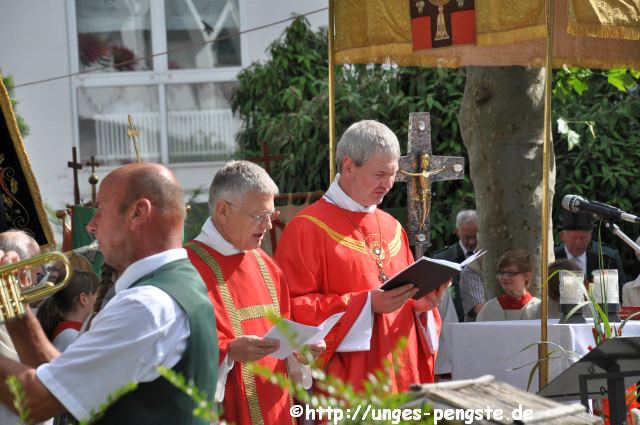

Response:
(6, 375), (30, 425)
(232, 17), (473, 250)
(0, 73), (30, 137)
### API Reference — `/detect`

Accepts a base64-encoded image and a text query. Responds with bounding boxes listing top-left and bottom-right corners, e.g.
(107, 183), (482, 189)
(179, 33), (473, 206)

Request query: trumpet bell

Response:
(0, 251), (72, 323)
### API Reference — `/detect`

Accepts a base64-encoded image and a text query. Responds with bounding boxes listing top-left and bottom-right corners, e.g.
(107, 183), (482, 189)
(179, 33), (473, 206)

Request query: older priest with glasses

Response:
(186, 161), (319, 425)
(275, 120), (447, 392)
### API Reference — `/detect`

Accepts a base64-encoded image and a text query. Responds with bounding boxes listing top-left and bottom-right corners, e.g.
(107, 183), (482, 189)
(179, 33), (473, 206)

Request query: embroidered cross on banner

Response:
(410, 0), (477, 50)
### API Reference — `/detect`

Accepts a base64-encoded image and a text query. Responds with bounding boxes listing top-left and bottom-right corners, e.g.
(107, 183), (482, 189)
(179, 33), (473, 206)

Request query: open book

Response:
(263, 312), (345, 359)
(380, 249), (486, 300)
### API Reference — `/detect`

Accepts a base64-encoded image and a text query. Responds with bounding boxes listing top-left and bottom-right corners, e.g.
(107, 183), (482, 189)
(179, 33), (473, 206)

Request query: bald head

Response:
(106, 163), (185, 224)
(0, 230), (40, 260)
(88, 163), (186, 270)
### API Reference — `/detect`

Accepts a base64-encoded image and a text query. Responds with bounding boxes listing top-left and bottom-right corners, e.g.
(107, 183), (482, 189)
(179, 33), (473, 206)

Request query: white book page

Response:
(264, 312), (345, 359)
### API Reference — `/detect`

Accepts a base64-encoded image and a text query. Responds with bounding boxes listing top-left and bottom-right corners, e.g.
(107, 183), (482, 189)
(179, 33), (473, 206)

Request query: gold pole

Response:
(328, 0), (337, 182)
(539, 0), (555, 390)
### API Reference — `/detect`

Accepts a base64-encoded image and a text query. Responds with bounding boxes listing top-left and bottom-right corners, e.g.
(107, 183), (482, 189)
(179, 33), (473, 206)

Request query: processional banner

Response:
(0, 77), (55, 249)
(336, 0), (640, 68)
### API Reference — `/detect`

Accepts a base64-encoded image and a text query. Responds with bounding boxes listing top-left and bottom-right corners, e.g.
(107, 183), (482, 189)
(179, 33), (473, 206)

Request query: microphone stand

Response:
(603, 220), (640, 255)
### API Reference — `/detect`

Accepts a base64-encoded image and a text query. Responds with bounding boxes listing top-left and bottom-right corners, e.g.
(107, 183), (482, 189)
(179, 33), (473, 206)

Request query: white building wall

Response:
(0, 1), (326, 242)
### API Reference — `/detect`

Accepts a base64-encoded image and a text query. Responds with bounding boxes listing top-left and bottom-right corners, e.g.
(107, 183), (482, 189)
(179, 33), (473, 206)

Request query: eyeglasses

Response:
(496, 271), (523, 279)
(224, 200), (280, 224)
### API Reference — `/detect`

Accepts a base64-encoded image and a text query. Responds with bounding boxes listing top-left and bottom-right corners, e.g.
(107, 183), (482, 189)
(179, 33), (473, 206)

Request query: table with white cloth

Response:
(447, 319), (640, 393)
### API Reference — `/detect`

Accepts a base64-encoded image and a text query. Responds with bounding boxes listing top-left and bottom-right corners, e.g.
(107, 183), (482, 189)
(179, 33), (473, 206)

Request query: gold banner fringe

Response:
(567, 21), (640, 41)
(336, 44), (461, 68)
(477, 25), (548, 46)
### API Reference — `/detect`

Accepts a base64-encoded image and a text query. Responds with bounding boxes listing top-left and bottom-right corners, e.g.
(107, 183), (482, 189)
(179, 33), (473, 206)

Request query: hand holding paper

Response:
(263, 312), (344, 359)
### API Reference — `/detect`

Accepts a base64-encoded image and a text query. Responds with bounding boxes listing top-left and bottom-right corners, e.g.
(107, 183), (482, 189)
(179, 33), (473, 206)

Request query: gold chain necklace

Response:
(325, 196), (388, 283)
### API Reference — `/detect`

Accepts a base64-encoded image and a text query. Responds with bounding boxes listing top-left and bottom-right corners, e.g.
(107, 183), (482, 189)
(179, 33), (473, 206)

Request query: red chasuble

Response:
(186, 241), (293, 425)
(274, 199), (441, 392)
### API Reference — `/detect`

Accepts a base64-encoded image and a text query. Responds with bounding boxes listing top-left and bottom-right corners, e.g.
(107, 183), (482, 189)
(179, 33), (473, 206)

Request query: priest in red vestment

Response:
(186, 161), (318, 425)
(275, 120), (447, 393)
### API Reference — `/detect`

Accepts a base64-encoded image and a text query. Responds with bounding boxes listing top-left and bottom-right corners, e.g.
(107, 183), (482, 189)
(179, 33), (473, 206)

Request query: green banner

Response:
(71, 206), (103, 276)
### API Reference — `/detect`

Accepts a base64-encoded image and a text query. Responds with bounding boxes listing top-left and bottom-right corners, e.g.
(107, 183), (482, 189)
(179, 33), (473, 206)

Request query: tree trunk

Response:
(458, 66), (555, 298)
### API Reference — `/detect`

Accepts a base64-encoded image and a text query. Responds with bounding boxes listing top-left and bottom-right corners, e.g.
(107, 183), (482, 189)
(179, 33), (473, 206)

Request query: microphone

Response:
(561, 195), (640, 223)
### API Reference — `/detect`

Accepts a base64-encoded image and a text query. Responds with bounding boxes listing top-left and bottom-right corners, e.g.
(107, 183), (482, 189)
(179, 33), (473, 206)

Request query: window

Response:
(71, 0), (243, 166)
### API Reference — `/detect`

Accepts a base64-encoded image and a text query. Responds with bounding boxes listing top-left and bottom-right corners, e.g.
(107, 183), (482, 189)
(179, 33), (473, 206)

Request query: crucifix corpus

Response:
(396, 112), (465, 258)
(126, 114), (142, 163)
(67, 147), (83, 205)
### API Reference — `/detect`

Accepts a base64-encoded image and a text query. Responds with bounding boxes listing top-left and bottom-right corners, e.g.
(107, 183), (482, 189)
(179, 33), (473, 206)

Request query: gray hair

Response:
(456, 209), (478, 227)
(0, 229), (40, 260)
(208, 160), (279, 214)
(336, 120), (401, 173)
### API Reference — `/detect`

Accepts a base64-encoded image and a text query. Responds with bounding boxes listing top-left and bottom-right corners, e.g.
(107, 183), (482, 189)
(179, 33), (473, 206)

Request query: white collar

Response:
(194, 217), (243, 256)
(114, 248), (188, 294)
(459, 241), (475, 256)
(323, 173), (377, 213)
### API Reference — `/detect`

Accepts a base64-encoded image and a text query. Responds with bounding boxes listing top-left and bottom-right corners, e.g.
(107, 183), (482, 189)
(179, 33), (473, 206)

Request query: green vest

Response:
(95, 259), (218, 425)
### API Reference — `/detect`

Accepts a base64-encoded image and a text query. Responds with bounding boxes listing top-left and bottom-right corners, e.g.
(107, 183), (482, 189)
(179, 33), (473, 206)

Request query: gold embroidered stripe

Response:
(388, 222), (403, 256)
(252, 250), (280, 315)
(185, 242), (266, 425)
(299, 214), (369, 255)
(300, 215), (404, 258)
(237, 304), (274, 321)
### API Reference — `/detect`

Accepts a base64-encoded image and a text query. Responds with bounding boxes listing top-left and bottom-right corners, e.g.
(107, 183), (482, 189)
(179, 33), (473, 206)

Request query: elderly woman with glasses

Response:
(476, 249), (541, 321)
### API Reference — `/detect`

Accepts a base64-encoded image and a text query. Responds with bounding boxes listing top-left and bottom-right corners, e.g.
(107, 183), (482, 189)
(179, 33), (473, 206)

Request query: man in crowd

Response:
(433, 209), (478, 322)
(275, 120), (446, 392)
(0, 163), (218, 424)
(555, 210), (626, 295)
(186, 160), (318, 425)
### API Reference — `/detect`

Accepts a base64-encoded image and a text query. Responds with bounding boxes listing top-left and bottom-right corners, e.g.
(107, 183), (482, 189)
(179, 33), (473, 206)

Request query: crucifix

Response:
(127, 115), (142, 163)
(247, 141), (283, 174)
(67, 147), (83, 205)
(396, 112), (465, 258)
(86, 156), (100, 207)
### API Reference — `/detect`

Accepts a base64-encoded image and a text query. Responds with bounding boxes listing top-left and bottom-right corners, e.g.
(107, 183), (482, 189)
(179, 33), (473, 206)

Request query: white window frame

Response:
(66, 0), (247, 167)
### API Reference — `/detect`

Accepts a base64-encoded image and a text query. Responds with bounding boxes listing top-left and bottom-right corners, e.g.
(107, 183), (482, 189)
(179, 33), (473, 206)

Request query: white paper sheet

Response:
(264, 312), (345, 359)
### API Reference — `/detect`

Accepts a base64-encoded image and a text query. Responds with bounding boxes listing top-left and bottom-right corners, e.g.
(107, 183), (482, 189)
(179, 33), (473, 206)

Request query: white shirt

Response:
(36, 249), (190, 422)
(564, 247), (587, 275)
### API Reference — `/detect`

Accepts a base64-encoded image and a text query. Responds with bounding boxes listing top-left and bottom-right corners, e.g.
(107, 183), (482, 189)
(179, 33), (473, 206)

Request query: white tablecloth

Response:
(447, 319), (640, 392)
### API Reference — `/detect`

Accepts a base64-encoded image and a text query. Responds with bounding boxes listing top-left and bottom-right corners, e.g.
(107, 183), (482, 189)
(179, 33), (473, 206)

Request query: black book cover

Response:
(380, 250), (485, 300)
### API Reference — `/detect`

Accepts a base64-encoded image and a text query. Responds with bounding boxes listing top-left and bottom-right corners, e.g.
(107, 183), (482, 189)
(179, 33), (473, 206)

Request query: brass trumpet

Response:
(0, 240), (99, 323)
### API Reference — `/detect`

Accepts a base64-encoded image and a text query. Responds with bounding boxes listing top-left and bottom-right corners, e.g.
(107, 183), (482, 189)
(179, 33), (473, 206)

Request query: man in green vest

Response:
(0, 163), (218, 424)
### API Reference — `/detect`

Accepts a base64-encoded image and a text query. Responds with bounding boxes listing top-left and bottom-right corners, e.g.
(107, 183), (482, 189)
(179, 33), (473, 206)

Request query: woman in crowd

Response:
(36, 270), (100, 351)
(476, 249), (541, 321)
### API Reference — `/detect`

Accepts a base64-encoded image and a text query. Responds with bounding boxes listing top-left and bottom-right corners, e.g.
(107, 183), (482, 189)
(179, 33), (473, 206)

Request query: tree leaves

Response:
(607, 68), (638, 93)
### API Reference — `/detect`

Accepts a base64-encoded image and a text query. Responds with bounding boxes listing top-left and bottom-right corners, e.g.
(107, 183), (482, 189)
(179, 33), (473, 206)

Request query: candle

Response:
(559, 270), (584, 304)
(591, 269), (619, 304)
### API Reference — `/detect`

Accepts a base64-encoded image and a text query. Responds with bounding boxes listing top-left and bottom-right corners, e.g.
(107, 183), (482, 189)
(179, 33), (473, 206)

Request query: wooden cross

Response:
(67, 147), (83, 205)
(86, 156), (100, 207)
(247, 141), (283, 174)
(127, 115), (142, 163)
(396, 112), (465, 257)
